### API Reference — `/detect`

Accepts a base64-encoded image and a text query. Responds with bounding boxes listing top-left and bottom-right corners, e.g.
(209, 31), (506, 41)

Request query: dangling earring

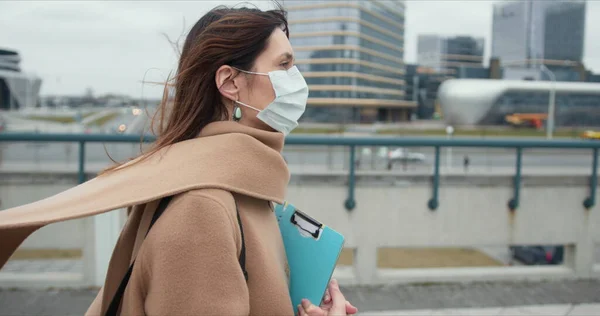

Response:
(232, 102), (242, 122)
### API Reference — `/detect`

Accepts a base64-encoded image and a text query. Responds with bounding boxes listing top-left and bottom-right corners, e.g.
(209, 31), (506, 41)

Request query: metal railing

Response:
(1, 133), (599, 212)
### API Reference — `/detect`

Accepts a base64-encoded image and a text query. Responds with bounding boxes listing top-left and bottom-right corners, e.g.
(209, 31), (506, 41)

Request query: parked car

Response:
(510, 245), (564, 265)
(386, 148), (426, 170)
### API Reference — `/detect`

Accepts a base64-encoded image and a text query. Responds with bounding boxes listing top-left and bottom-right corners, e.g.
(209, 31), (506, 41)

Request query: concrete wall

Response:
(1, 173), (87, 250)
(1, 171), (599, 286)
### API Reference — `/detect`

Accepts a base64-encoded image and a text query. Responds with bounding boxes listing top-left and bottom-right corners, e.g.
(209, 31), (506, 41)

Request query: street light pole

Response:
(540, 64), (556, 139)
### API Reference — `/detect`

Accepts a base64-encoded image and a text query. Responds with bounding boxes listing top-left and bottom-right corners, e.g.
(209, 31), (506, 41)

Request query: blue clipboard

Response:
(274, 202), (345, 312)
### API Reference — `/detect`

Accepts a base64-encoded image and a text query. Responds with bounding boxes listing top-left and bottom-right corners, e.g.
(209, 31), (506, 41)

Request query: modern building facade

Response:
(405, 65), (452, 119)
(492, 0), (586, 65)
(492, 1), (547, 63)
(417, 35), (484, 71)
(439, 79), (600, 128)
(0, 48), (42, 111)
(406, 58), (502, 120)
(544, 1), (586, 62)
(286, 0), (415, 123)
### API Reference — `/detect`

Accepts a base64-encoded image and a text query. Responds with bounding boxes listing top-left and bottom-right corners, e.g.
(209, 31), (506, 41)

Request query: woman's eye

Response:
(280, 61), (290, 67)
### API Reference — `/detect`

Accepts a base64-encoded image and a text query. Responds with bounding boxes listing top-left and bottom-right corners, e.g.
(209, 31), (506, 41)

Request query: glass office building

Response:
(417, 35), (484, 71)
(492, 0), (586, 64)
(544, 1), (586, 62)
(286, 0), (415, 123)
(492, 1), (553, 63)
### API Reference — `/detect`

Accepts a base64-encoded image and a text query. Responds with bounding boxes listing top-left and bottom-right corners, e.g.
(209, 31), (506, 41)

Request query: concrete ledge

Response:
(333, 266), (358, 286)
(376, 266), (575, 285)
(593, 264), (600, 277)
(0, 272), (85, 289)
(289, 173), (594, 187)
(331, 266), (576, 286)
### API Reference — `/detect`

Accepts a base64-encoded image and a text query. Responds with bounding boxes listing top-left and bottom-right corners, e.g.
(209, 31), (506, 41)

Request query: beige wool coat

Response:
(0, 121), (294, 315)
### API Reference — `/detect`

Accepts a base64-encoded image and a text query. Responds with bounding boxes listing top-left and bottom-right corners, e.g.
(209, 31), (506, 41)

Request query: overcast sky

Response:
(1, 0), (599, 98)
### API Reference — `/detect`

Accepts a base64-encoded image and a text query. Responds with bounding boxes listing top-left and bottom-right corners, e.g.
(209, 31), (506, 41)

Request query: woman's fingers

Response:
(328, 279), (348, 314)
(345, 300), (359, 315)
(301, 299), (324, 316)
(323, 288), (332, 304)
(297, 304), (305, 316)
(301, 280), (357, 316)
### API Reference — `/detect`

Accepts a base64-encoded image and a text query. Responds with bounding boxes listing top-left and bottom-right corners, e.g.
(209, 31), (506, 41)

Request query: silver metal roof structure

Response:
(438, 79), (600, 125)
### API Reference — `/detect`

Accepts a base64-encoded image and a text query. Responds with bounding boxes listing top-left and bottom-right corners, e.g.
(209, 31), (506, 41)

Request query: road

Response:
(0, 142), (595, 171)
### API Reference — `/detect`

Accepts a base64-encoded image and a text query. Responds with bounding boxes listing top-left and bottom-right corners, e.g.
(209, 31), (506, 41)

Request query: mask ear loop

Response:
(223, 66), (265, 122)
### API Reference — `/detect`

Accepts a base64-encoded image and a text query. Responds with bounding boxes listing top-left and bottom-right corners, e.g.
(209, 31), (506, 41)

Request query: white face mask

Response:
(234, 66), (309, 135)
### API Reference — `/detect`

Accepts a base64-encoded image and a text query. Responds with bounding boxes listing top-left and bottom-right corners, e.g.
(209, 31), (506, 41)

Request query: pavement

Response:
(364, 304), (600, 315)
(2, 259), (600, 314)
(1, 280), (599, 315)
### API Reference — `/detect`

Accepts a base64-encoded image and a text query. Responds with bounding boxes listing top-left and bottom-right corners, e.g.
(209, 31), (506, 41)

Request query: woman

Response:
(0, 4), (357, 316)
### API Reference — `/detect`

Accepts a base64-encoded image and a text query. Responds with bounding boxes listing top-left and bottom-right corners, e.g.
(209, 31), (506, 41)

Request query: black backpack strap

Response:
(105, 196), (173, 316)
(105, 196), (247, 316)
(236, 200), (248, 281)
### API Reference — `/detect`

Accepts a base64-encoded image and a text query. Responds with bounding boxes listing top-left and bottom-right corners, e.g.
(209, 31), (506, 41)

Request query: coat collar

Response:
(199, 121), (285, 153)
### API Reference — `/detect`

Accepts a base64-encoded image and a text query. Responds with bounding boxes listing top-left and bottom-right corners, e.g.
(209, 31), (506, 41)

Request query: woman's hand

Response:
(297, 279), (358, 316)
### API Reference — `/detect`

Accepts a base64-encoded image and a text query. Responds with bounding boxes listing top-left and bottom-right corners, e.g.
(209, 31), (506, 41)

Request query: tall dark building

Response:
(445, 36), (485, 65)
(544, 1), (586, 62)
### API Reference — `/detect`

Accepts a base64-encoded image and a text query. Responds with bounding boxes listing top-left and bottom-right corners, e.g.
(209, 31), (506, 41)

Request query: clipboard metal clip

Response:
(291, 209), (323, 239)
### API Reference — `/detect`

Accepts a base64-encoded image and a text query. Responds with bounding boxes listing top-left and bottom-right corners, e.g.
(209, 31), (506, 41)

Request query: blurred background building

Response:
(0, 48), (42, 111)
(2, 0), (599, 129)
(491, 0), (586, 80)
(286, 0), (416, 124)
(405, 0), (600, 128)
(417, 35), (485, 72)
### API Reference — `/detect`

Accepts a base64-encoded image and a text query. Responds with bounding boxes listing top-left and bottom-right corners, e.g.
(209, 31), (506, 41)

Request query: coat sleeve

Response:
(140, 191), (250, 315)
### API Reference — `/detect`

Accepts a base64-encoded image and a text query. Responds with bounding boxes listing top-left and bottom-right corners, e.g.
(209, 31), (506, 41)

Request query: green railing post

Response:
(344, 145), (356, 211)
(78, 141), (86, 184)
(584, 148), (598, 209)
(508, 147), (523, 211)
(428, 146), (440, 211)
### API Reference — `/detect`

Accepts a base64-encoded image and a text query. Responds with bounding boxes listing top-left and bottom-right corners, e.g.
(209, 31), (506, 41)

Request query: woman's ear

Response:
(216, 65), (240, 101)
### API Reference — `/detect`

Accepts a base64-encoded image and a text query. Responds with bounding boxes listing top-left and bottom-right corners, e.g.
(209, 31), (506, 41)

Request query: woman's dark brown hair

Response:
(102, 3), (288, 174)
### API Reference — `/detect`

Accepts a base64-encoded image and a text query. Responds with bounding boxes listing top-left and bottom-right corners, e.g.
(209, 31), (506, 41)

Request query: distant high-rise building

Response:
(491, 0), (586, 65)
(544, 1), (586, 62)
(286, 0), (415, 123)
(417, 35), (445, 68)
(417, 35), (484, 71)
